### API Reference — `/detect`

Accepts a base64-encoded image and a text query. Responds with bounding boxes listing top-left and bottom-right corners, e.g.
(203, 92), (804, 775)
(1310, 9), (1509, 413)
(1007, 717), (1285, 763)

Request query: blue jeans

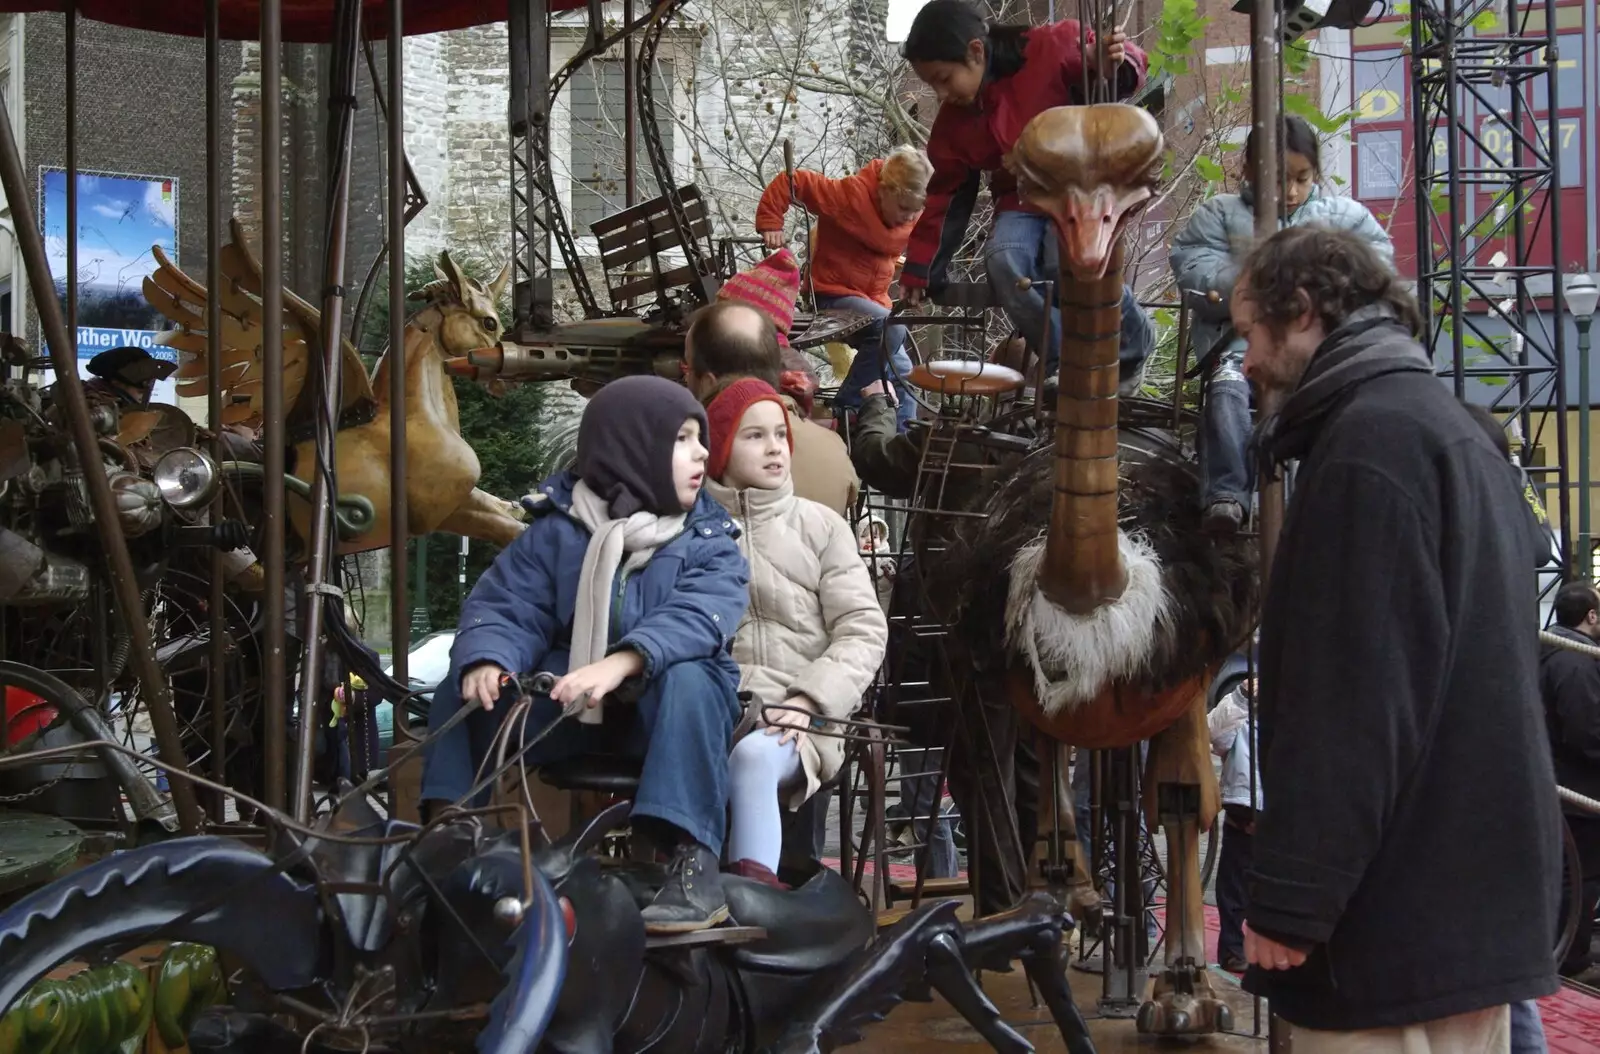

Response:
(894, 747), (959, 879)
(983, 210), (1154, 383)
(821, 293), (916, 431)
(1510, 1000), (1547, 1053)
(420, 656), (741, 853)
(1201, 345), (1253, 509)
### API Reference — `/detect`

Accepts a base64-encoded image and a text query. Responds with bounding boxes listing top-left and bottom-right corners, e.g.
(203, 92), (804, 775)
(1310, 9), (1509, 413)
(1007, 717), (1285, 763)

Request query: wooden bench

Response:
(591, 185), (721, 315)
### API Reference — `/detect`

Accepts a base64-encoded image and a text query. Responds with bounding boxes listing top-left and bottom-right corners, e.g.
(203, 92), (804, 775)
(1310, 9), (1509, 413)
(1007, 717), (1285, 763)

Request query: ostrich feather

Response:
(1005, 530), (1172, 714)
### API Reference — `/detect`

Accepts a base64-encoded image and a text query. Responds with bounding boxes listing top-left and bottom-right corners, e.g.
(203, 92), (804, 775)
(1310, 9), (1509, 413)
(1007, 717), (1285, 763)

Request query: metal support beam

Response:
(205, 0), (229, 822)
(1250, 0), (1284, 578)
(292, 0), (361, 823)
(0, 84), (204, 834)
(388, 0), (410, 687)
(261, 0), (288, 812)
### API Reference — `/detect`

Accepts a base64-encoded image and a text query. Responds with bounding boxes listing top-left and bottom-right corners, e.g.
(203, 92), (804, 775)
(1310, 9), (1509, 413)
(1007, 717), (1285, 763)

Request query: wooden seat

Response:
(906, 360), (1026, 397)
(591, 185), (720, 314)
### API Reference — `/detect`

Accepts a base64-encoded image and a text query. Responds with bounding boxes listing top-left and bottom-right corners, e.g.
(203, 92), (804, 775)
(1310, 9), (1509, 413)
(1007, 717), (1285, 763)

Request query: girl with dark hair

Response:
(1170, 115), (1393, 534)
(897, 0), (1154, 392)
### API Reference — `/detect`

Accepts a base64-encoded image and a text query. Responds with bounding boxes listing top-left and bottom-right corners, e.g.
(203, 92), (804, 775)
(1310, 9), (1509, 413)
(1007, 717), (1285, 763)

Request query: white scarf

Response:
(566, 480), (687, 723)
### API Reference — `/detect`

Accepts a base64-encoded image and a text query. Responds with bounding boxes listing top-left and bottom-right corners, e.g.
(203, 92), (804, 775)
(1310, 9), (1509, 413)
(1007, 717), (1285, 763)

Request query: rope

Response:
(1531, 632), (1600, 815)
(1540, 629), (1600, 660)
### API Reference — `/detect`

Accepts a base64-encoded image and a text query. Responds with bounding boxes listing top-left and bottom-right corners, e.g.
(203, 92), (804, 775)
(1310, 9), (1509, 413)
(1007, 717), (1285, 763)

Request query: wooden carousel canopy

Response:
(0, 0), (588, 42)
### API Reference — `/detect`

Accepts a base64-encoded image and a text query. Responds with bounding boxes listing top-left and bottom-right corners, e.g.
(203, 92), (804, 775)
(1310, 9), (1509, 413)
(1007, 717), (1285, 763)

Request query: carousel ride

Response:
(0, 0), (1284, 1050)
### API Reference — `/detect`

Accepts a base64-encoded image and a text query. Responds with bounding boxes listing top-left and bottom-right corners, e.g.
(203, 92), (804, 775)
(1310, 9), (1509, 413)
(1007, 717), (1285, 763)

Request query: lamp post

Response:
(1569, 273), (1600, 578)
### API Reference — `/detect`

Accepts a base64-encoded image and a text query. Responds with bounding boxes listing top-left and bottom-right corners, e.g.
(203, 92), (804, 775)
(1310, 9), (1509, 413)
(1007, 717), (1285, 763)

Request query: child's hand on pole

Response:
(765, 696), (817, 748)
(462, 663), (508, 712)
(551, 650), (645, 711)
(761, 230), (786, 251)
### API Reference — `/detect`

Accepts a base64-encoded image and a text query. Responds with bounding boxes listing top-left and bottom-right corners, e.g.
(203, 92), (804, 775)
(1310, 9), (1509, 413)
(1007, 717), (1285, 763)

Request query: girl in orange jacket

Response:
(755, 146), (932, 430)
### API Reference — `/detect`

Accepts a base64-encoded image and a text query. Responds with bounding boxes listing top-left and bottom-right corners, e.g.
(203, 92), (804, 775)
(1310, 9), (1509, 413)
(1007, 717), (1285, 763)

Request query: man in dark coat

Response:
(1540, 580), (1600, 980)
(1232, 226), (1560, 1048)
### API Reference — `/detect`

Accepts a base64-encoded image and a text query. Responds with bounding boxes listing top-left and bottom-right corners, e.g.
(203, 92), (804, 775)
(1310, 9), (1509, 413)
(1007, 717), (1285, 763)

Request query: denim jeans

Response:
(1202, 344), (1253, 509)
(1509, 1000), (1547, 1054)
(983, 210), (1155, 382)
(420, 655), (741, 853)
(821, 293), (915, 431)
(894, 747), (959, 879)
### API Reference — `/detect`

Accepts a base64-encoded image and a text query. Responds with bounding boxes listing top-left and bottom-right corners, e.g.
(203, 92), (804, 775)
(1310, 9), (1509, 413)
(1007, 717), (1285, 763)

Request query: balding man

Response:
(684, 301), (858, 516)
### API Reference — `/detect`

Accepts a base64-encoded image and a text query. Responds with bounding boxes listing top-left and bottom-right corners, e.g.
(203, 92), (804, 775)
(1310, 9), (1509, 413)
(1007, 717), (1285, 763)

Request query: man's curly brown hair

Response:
(1239, 225), (1422, 339)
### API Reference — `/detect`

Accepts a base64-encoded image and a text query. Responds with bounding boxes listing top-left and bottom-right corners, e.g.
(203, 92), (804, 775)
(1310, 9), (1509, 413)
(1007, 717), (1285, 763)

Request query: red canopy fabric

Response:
(0, 1), (587, 43)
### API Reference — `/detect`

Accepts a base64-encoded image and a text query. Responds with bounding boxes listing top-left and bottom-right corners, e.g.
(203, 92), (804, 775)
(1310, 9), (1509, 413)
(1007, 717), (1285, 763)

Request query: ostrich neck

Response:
(1041, 240), (1129, 614)
(371, 307), (462, 431)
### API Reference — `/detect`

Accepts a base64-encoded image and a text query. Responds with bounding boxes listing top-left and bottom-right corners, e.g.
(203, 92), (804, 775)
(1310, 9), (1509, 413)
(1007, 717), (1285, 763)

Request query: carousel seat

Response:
(538, 755), (643, 798)
(907, 360), (1026, 397)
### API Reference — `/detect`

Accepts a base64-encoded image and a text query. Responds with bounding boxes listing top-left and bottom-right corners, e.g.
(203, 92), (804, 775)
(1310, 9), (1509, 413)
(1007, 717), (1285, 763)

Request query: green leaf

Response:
(1471, 9), (1500, 31)
(1219, 141), (1241, 153)
(1195, 156), (1225, 183)
(1330, 173), (1347, 185)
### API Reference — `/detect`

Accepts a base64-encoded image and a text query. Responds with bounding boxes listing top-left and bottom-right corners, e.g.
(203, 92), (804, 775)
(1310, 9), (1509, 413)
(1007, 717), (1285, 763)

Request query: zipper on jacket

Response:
(738, 491), (766, 676)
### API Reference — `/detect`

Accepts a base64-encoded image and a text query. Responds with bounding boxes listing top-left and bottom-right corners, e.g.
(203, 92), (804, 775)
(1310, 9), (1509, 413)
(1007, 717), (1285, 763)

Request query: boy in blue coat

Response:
(421, 376), (751, 933)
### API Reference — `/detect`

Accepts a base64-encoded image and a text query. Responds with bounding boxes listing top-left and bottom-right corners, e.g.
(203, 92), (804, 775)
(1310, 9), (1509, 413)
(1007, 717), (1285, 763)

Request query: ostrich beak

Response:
(1050, 183), (1155, 282)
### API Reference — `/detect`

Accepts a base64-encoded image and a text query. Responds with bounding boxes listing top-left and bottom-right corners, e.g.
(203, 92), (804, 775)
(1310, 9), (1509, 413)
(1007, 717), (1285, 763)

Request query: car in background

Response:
(375, 630), (455, 750)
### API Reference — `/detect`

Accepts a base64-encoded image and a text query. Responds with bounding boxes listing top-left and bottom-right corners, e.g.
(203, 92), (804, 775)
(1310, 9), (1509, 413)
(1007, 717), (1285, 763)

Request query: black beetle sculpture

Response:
(0, 788), (1096, 1054)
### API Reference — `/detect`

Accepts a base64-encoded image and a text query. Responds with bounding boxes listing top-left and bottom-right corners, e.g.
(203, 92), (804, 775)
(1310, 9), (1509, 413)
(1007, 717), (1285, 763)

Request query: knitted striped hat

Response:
(718, 248), (801, 347)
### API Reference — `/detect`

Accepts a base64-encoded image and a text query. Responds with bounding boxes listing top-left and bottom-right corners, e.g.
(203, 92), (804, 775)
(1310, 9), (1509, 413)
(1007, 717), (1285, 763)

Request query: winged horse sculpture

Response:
(142, 219), (526, 556)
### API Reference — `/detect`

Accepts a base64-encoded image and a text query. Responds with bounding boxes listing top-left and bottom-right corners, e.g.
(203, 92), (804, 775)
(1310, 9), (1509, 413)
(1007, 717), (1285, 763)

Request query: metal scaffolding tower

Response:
(1409, 0), (1573, 572)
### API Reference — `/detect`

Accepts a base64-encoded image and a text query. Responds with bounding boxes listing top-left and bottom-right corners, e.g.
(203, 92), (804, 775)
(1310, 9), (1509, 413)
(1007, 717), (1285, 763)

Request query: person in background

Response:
(79, 345), (177, 409)
(898, 0), (1154, 392)
(756, 147), (933, 431)
(1170, 115), (1394, 535)
(705, 378), (886, 886)
(1539, 580), (1600, 986)
(684, 300), (859, 517)
(1236, 226), (1558, 1047)
(420, 376), (750, 934)
(1208, 675), (1263, 974)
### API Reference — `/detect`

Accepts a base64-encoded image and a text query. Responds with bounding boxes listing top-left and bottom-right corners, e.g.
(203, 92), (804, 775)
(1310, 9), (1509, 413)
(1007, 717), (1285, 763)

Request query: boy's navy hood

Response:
(573, 375), (709, 518)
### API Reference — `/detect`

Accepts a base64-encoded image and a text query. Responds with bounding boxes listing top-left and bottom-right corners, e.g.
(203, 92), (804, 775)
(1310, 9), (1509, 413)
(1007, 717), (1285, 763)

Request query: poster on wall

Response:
(38, 167), (179, 404)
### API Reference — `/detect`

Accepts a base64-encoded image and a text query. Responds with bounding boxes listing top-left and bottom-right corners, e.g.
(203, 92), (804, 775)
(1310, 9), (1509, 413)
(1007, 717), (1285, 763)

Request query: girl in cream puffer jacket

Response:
(703, 378), (888, 883)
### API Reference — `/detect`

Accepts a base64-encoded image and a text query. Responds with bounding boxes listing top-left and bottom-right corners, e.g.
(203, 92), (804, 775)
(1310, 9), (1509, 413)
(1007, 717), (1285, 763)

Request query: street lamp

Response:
(1569, 273), (1600, 578)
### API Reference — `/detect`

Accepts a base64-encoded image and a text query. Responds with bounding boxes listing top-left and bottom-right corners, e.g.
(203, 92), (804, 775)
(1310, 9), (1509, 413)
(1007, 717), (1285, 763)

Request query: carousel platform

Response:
(834, 858), (1600, 1052)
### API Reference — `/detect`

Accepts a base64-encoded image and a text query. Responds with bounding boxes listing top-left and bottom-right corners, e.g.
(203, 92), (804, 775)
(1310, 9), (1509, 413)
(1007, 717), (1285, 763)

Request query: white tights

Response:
(726, 731), (803, 870)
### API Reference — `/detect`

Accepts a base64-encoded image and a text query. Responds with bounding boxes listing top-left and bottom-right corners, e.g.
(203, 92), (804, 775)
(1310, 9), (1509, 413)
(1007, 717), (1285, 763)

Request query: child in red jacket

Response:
(755, 147), (932, 430)
(899, 0), (1154, 393)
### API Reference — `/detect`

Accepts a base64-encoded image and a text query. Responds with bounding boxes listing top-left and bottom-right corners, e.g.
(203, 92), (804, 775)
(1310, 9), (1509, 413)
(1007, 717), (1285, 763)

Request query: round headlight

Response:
(152, 447), (220, 510)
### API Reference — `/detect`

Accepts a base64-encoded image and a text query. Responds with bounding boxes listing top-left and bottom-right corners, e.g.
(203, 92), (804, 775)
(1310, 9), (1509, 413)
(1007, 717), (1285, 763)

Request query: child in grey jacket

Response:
(1170, 116), (1394, 534)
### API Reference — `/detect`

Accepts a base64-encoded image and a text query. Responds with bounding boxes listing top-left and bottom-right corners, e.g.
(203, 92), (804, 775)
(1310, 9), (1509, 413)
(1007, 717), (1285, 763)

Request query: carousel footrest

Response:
(646, 925), (767, 950)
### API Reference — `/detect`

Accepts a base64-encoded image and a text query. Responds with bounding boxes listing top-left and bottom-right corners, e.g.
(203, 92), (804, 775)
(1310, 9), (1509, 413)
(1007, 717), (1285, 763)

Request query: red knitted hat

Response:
(706, 377), (794, 482)
(718, 249), (801, 347)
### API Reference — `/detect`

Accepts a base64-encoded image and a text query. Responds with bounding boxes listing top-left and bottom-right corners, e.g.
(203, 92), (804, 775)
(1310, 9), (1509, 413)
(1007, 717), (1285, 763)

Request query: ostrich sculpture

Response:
(942, 103), (1258, 1034)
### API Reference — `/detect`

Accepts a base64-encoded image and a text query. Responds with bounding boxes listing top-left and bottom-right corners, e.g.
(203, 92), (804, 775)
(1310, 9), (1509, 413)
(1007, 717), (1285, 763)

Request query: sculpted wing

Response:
(144, 218), (374, 425)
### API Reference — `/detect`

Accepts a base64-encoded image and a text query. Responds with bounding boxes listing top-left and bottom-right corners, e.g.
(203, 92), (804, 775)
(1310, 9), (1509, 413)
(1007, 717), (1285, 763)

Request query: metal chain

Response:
(0, 769), (69, 804)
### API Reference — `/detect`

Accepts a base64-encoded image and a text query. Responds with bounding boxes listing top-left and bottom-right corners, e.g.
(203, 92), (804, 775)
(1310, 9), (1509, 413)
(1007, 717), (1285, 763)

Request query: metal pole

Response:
(1250, 0), (1285, 579)
(1580, 319), (1593, 577)
(261, 0), (289, 812)
(64, 2), (75, 344)
(624, 0), (636, 206)
(205, 0), (229, 822)
(0, 87), (204, 832)
(291, 0), (361, 823)
(389, 1), (410, 686)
